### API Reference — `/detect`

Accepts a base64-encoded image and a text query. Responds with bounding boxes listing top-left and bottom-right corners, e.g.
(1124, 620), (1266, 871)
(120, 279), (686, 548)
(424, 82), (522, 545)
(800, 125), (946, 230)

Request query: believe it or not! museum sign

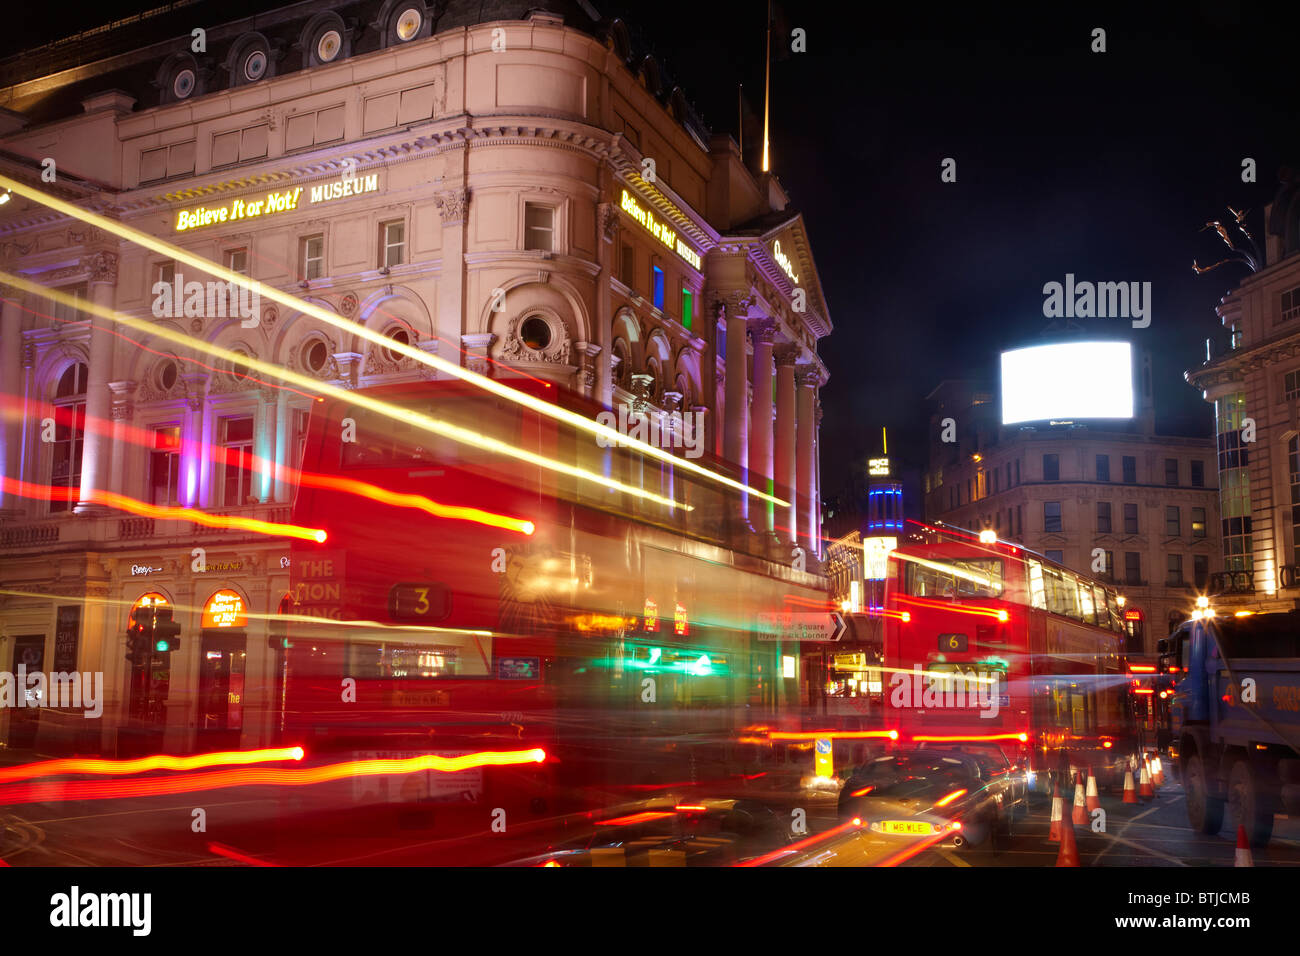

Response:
(174, 172), (380, 232)
(619, 189), (702, 270)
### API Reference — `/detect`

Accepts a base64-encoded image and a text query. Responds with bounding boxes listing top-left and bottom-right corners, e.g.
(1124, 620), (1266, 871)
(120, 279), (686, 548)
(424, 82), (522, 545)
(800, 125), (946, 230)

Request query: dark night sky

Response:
(10, 1), (1300, 497)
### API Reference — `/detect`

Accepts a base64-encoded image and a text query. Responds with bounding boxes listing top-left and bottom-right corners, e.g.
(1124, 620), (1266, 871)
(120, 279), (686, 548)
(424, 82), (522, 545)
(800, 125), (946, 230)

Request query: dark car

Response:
(501, 797), (796, 866)
(836, 749), (1025, 851)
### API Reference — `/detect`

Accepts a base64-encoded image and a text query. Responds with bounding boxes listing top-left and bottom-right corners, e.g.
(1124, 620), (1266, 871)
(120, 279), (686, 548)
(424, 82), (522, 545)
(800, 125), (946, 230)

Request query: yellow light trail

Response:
(0, 272), (688, 512)
(0, 174), (787, 508)
(0, 747), (305, 785)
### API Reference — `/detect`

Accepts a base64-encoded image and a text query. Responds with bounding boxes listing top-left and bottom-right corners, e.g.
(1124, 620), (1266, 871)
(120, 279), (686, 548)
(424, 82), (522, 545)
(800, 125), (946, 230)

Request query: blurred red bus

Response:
(280, 378), (827, 826)
(881, 522), (1137, 785)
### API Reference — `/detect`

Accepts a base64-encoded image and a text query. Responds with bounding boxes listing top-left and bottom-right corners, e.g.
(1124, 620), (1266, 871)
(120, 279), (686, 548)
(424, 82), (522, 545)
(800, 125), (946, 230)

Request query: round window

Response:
(520, 316), (552, 351)
(317, 29), (343, 62)
(173, 68), (196, 99)
(395, 7), (422, 41)
(243, 49), (267, 82)
(304, 340), (330, 374)
(384, 327), (411, 363)
(158, 359), (178, 391)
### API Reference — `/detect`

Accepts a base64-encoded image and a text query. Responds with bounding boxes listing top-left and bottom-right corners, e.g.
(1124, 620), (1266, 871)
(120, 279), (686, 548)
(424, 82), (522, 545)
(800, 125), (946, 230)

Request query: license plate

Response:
(879, 820), (934, 835)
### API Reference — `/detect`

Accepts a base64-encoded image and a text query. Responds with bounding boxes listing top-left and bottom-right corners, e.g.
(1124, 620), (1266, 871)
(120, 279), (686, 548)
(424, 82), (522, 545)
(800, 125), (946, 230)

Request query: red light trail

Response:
(0, 747), (304, 784)
(0, 749), (546, 807)
(736, 818), (863, 867)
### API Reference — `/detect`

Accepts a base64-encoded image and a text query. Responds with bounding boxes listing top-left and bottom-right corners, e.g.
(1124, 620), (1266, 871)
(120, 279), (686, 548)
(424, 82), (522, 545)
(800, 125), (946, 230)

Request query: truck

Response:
(1162, 610), (1300, 846)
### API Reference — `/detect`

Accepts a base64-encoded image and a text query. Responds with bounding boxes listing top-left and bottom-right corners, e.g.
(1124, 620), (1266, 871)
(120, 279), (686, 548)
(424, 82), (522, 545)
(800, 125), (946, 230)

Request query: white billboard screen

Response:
(1000, 341), (1134, 425)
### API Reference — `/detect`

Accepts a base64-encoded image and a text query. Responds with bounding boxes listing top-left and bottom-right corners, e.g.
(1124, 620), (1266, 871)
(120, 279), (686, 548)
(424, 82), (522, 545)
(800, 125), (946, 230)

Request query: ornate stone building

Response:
(0, 1), (831, 752)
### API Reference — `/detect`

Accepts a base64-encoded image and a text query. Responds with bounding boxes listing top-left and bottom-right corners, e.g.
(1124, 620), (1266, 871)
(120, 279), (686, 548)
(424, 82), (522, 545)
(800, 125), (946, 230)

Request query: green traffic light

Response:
(155, 639), (170, 653)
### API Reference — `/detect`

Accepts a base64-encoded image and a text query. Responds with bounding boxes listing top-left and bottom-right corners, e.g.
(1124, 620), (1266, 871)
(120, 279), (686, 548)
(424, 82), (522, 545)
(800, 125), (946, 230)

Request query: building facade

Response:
(1185, 186), (1300, 611)
(0, 1), (832, 753)
(923, 377), (1221, 652)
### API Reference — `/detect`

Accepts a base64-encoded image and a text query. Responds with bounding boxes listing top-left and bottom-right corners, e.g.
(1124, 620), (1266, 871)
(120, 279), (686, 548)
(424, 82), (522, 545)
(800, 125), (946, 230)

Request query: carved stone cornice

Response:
(597, 202), (619, 243)
(434, 188), (469, 224)
(715, 291), (753, 321)
(82, 250), (118, 284)
(795, 365), (824, 389)
(749, 317), (779, 345)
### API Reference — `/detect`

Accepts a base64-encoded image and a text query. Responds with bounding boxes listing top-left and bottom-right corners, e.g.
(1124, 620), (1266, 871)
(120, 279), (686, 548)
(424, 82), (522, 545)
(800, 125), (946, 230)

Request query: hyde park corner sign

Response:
(757, 610), (847, 643)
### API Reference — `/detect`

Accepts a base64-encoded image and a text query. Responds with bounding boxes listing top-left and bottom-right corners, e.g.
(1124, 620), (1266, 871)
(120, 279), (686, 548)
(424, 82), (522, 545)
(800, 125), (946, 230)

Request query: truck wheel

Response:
(1228, 760), (1274, 848)
(1185, 754), (1224, 835)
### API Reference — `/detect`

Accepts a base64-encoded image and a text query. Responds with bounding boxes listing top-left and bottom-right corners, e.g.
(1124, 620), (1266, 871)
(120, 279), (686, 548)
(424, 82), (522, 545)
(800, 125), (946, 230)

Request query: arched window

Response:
(50, 362), (88, 512)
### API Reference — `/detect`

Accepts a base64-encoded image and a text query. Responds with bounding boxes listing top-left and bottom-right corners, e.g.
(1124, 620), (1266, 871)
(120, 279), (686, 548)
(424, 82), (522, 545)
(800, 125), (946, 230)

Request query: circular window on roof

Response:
(520, 316), (552, 352)
(303, 340), (330, 375)
(395, 7), (423, 41)
(173, 68), (196, 99)
(317, 29), (343, 63)
(158, 359), (179, 392)
(243, 49), (268, 82)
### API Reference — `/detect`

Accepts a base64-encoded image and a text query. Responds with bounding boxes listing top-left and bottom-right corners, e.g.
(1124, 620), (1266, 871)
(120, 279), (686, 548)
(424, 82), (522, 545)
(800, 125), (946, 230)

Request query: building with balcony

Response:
(1185, 180), (1300, 611)
(923, 373), (1221, 653)
(0, 0), (832, 753)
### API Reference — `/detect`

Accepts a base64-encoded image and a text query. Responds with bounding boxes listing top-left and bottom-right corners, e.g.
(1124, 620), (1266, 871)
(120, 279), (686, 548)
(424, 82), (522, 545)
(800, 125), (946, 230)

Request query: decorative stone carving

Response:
(795, 365), (823, 389)
(83, 251), (118, 284)
(21, 341), (36, 369)
(180, 373), (207, 411)
(190, 318), (204, 334)
(339, 293), (358, 319)
(749, 317), (779, 344)
(263, 305), (279, 329)
(630, 372), (655, 412)
(434, 187), (469, 224)
(501, 314), (571, 365)
(598, 202), (619, 242)
(460, 333), (496, 377)
(774, 343), (801, 367)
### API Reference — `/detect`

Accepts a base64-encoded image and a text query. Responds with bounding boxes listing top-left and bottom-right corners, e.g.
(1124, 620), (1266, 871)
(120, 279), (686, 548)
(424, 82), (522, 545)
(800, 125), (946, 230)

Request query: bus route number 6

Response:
(939, 633), (968, 653)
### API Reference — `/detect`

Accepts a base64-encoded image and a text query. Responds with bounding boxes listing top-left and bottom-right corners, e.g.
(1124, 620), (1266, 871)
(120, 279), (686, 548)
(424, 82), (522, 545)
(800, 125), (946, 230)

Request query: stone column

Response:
(774, 344), (799, 547)
(273, 390), (290, 503)
(76, 252), (118, 514)
(0, 292), (24, 516)
(434, 186), (469, 351)
(107, 381), (136, 499)
(749, 318), (778, 536)
(596, 202), (618, 406)
(796, 365), (821, 554)
(721, 293), (751, 522)
(460, 333), (497, 377)
(180, 373), (207, 508)
(575, 341), (602, 400)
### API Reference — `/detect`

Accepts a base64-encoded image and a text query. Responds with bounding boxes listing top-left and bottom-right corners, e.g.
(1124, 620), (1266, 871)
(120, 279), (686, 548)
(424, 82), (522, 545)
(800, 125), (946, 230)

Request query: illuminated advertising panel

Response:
(864, 536), (898, 580)
(1000, 341), (1134, 425)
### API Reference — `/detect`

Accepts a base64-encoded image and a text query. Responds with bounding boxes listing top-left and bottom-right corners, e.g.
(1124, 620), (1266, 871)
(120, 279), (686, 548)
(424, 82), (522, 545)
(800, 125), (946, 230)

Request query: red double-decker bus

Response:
(278, 377), (827, 836)
(881, 522), (1138, 785)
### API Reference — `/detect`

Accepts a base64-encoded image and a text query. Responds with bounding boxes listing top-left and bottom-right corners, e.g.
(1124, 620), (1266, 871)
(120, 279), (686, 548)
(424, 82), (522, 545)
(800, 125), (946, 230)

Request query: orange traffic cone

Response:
(1072, 772), (1088, 825)
(1049, 781), (1064, 842)
(1085, 770), (1101, 812)
(1151, 755), (1165, 787)
(1056, 816), (1081, 867)
(1139, 762), (1154, 799)
(1122, 768), (1137, 804)
(1235, 825), (1254, 867)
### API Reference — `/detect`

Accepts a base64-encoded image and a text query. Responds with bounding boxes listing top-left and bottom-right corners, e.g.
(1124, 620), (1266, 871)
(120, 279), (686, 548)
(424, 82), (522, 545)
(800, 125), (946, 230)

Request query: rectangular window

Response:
(524, 203), (554, 252)
(1286, 369), (1300, 401)
(1101, 550), (1115, 579)
(681, 288), (693, 330)
(1191, 459), (1205, 487)
(992, 469), (999, 494)
(1165, 458), (1179, 485)
(225, 248), (249, 275)
(149, 426), (181, 506)
(1046, 549), (1064, 565)
(1282, 285), (1300, 325)
(1044, 501), (1062, 533)
(1123, 502), (1139, 534)
(1096, 454), (1110, 482)
(155, 262), (176, 287)
(1194, 554), (1209, 589)
(1192, 506), (1206, 538)
(652, 265), (665, 310)
(1005, 462), (1011, 488)
(220, 416), (255, 507)
(1122, 456), (1137, 484)
(620, 244), (634, 287)
(1014, 460), (1020, 485)
(1097, 501), (1112, 533)
(381, 220), (405, 268)
(49, 368), (87, 514)
(1166, 505), (1181, 537)
(1167, 554), (1184, 586)
(1043, 453), (1059, 481)
(1125, 551), (1142, 586)
(301, 235), (324, 280)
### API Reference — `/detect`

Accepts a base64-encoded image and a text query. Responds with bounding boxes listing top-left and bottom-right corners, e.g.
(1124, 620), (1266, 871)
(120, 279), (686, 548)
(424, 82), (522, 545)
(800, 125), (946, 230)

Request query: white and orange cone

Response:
(1122, 768), (1138, 804)
(1057, 814), (1081, 867)
(1072, 772), (1088, 825)
(1139, 762), (1154, 800)
(1085, 770), (1101, 812)
(1049, 781), (1064, 842)
(1235, 825), (1254, 867)
(1151, 755), (1165, 787)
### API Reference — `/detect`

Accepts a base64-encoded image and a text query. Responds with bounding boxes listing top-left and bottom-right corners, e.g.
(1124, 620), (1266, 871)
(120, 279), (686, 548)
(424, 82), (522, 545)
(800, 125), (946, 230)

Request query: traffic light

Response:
(152, 606), (182, 653)
(127, 606), (153, 664)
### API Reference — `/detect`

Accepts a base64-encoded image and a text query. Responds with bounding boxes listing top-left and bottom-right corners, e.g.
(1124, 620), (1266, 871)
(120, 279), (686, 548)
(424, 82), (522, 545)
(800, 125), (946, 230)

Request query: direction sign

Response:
(757, 610), (847, 642)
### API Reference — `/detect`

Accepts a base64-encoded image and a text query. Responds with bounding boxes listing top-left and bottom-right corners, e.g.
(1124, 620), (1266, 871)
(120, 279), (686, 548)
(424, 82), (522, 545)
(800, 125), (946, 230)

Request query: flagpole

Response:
(762, 0), (772, 173)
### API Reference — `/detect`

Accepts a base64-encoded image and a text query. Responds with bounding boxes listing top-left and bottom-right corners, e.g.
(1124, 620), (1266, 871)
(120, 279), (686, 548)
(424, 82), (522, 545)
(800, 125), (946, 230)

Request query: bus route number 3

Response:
(388, 582), (450, 622)
(939, 633), (968, 653)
